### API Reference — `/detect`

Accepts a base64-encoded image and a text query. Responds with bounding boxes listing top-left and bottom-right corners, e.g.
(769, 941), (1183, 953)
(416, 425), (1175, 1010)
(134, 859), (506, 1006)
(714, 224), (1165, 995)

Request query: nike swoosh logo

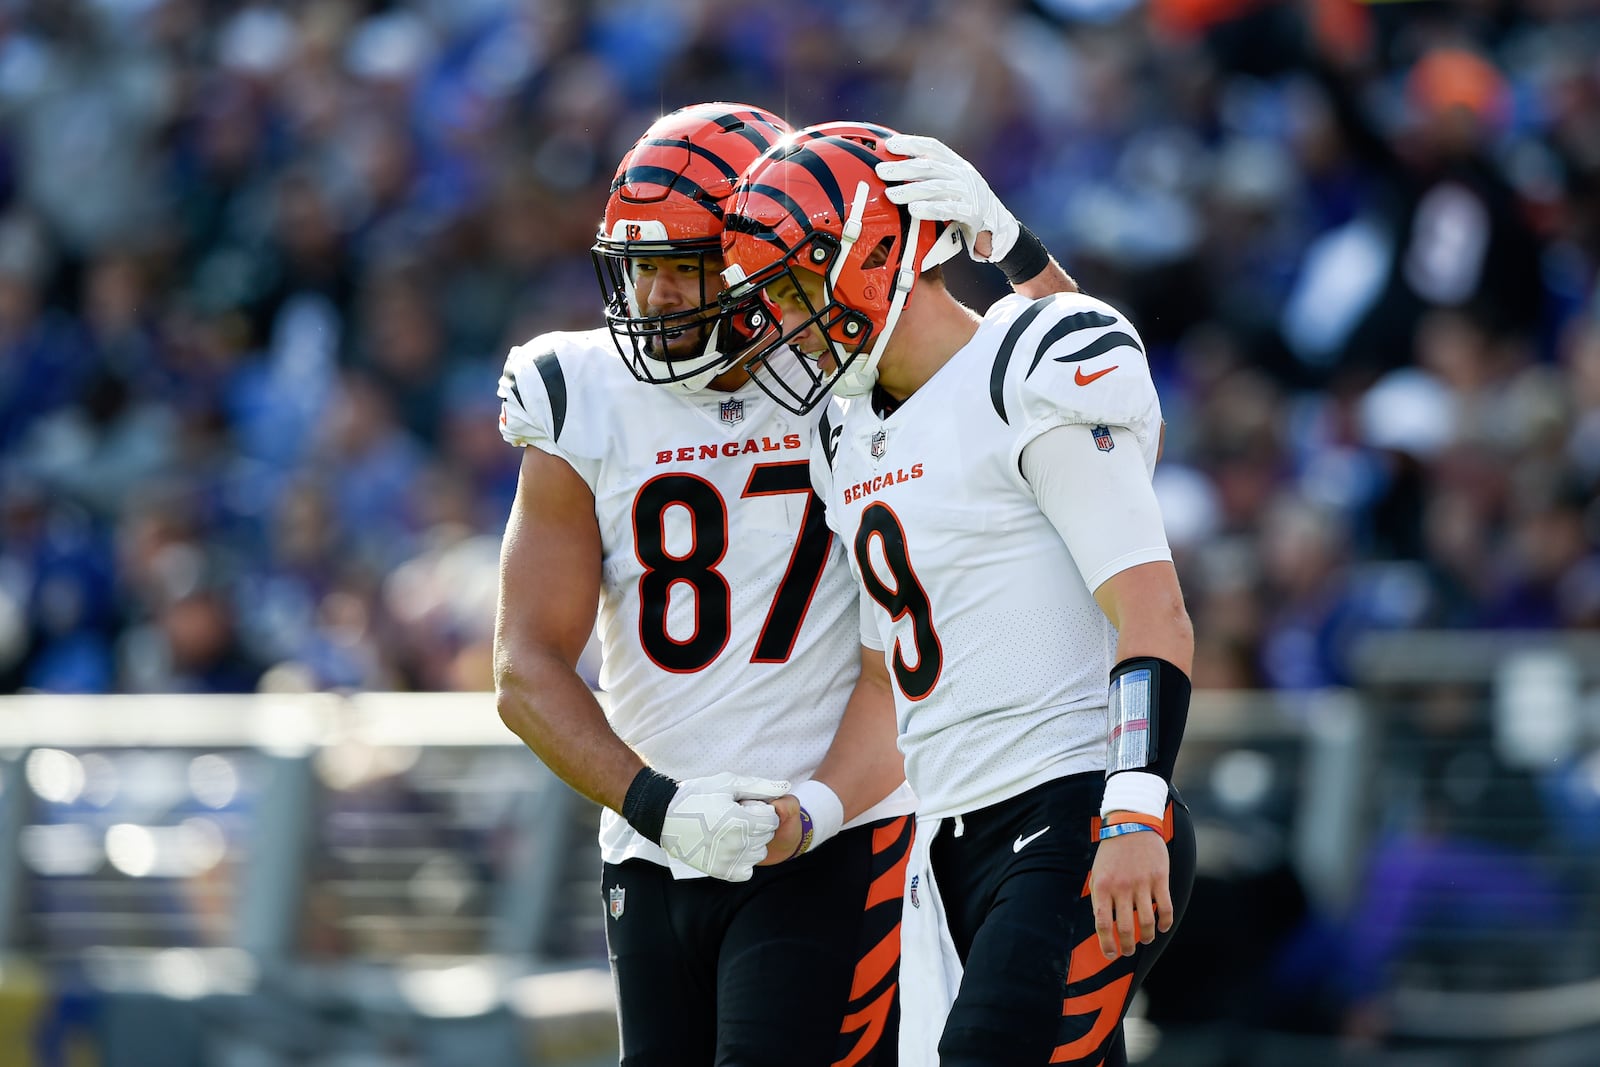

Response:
(1075, 365), (1117, 386)
(1013, 827), (1051, 853)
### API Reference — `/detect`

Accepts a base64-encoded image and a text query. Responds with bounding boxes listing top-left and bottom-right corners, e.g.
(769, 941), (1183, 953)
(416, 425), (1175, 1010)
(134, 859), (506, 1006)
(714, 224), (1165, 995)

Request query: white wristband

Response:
(1100, 770), (1168, 820)
(791, 779), (845, 854)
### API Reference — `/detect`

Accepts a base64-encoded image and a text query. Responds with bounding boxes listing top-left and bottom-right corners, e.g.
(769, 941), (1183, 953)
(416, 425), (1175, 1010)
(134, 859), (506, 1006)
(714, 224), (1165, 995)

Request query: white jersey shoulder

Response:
(498, 328), (631, 490)
(987, 292), (1162, 467)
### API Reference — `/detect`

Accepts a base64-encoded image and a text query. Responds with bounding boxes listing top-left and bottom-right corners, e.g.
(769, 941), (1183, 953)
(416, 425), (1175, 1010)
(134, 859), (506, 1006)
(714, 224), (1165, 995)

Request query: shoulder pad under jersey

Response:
(497, 330), (615, 450)
(986, 292), (1160, 448)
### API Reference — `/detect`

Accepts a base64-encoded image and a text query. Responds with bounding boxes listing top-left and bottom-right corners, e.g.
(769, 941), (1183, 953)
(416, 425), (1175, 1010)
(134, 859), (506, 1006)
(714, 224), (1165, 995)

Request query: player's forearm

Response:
(494, 646), (643, 812)
(1096, 563), (1193, 819)
(1105, 570), (1193, 675)
(810, 660), (905, 821)
(1012, 258), (1078, 300)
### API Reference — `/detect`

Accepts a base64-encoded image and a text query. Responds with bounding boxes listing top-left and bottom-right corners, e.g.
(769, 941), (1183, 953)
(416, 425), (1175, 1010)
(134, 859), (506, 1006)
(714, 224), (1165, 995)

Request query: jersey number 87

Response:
(632, 460), (833, 673)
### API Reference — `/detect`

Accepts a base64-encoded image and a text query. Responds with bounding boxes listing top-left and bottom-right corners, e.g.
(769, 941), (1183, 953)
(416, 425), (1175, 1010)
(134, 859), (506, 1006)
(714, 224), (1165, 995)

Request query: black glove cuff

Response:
(621, 767), (678, 845)
(996, 223), (1051, 285)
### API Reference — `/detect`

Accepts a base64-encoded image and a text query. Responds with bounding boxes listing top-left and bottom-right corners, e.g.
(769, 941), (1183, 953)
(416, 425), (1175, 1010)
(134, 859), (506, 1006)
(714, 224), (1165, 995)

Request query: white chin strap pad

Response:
(831, 364), (874, 398)
(640, 319), (729, 393)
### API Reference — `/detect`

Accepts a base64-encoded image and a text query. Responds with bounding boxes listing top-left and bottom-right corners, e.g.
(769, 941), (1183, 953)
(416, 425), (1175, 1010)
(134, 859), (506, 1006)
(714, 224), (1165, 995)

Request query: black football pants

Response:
(930, 772), (1197, 1066)
(604, 815), (912, 1066)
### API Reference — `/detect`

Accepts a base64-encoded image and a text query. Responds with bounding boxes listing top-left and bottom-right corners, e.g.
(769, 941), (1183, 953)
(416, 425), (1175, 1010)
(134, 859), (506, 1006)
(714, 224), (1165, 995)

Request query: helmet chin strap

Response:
(828, 183), (871, 293)
(827, 183), (877, 398)
(833, 184), (963, 400)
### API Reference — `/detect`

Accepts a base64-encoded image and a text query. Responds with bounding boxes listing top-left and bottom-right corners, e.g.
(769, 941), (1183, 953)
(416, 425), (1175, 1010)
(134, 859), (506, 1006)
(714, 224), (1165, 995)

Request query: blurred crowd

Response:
(2, 0), (1599, 696)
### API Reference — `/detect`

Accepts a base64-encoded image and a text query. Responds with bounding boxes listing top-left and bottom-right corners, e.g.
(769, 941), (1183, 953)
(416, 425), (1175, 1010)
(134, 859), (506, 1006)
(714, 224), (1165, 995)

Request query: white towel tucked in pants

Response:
(898, 814), (965, 1066)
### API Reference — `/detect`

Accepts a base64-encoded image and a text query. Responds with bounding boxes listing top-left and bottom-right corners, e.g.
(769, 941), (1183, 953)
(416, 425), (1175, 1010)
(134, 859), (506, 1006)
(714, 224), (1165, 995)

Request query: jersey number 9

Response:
(853, 503), (943, 700)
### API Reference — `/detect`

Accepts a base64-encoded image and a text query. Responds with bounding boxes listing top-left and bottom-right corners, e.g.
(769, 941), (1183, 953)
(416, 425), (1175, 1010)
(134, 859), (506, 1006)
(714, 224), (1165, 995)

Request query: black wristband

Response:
(621, 767), (678, 845)
(1107, 656), (1191, 783)
(996, 223), (1051, 285)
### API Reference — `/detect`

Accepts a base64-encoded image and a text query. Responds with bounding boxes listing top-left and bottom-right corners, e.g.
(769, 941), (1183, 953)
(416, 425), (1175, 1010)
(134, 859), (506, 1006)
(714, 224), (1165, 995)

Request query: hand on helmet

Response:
(659, 772), (788, 882)
(876, 134), (1019, 263)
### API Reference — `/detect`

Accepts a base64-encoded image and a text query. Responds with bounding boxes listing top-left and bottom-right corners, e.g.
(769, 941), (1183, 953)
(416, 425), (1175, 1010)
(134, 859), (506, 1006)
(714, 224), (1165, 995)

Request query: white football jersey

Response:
(500, 328), (913, 870)
(813, 293), (1165, 818)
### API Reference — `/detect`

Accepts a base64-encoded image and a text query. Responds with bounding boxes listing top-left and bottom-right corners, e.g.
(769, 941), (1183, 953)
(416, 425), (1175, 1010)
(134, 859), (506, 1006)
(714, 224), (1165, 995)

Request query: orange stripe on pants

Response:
(832, 983), (896, 1067)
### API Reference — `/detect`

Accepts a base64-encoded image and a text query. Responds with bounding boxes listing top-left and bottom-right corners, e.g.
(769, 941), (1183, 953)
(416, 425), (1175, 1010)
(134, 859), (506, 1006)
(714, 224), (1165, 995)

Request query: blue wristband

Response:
(1097, 821), (1158, 842)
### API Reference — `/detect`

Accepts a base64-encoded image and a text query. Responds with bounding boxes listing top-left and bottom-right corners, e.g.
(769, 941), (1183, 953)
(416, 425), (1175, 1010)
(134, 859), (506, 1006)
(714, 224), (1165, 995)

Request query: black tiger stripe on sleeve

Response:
(533, 351), (567, 443)
(988, 298), (1053, 424)
(1050, 329), (1144, 365)
(1024, 311), (1126, 378)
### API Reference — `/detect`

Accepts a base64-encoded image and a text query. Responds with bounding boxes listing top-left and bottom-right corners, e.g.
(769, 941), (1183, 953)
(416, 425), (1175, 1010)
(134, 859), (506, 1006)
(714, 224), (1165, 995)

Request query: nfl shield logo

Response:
(870, 429), (887, 460)
(908, 874), (921, 909)
(608, 886), (626, 919)
(720, 397), (744, 426)
(1091, 424), (1114, 452)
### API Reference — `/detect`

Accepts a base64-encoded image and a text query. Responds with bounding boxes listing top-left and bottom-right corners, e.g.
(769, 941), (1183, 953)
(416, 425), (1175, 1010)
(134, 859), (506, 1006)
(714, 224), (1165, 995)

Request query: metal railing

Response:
(2, 652), (1598, 1062)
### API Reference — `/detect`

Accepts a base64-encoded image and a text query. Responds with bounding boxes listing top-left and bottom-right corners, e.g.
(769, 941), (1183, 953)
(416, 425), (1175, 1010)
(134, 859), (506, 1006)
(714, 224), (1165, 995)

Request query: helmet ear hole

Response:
(861, 236), (894, 271)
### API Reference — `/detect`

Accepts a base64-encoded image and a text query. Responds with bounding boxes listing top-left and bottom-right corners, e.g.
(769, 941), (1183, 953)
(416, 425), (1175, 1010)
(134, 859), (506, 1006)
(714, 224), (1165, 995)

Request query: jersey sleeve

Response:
(995, 293), (1163, 473)
(498, 340), (562, 452)
(497, 338), (603, 490)
(1020, 424), (1172, 592)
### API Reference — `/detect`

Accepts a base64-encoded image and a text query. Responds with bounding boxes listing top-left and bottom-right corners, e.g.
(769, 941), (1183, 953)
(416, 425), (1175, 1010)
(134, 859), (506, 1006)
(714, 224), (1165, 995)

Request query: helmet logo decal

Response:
(608, 218), (670, 242)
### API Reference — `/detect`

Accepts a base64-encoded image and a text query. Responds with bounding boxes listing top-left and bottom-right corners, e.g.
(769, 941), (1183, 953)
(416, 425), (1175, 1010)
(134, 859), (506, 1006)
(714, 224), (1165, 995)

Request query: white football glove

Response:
(659, 772), (789, 882)
(876, 133), (1019, 263)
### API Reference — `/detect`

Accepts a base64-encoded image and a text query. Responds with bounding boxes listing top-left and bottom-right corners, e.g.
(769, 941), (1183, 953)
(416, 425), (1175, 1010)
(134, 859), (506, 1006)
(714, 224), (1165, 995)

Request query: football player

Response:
(493, 103), (1071, 1065)
(720, 122), (1199, 1066)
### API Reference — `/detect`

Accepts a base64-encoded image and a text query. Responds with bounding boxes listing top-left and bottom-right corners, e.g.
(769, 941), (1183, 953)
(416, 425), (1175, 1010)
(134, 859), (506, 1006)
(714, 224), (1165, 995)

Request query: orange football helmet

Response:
(593, 102), (792, 391)
(720, 121), (962, 414)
